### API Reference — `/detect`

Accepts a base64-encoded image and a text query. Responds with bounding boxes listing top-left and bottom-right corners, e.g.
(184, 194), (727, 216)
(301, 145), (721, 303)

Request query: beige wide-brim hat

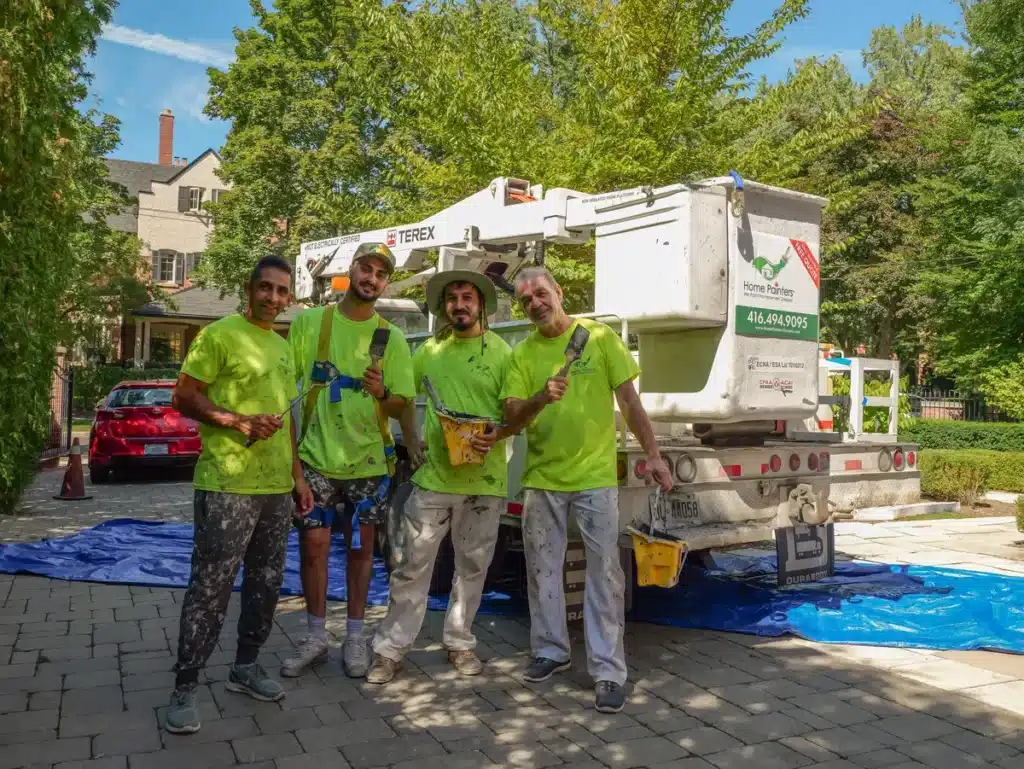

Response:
(352, 242), (396, 271)
(425, 270), (498, 317)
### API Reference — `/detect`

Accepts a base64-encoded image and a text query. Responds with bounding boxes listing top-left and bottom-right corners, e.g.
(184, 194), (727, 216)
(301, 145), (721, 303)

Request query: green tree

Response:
(0, 0), (148, 510)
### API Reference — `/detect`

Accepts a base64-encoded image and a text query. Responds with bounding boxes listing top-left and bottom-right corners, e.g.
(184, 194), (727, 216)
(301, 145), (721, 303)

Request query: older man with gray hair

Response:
(501, 266), (673, 713)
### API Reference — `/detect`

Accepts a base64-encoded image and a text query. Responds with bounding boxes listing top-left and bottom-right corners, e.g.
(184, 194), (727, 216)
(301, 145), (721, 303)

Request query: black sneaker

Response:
(523, 657), (571, 683)
(595, 680), (625, 713)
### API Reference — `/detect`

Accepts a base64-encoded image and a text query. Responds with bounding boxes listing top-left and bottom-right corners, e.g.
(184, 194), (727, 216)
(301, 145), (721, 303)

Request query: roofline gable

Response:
(158, 149), (223, 185)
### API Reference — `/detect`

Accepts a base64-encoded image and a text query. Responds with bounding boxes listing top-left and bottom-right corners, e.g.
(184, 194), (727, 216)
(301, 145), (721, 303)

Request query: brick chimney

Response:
(158, 109), (174, 166)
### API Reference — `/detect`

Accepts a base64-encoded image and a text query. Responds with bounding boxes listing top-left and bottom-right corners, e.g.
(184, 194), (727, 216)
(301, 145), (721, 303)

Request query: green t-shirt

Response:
(290, 305), (415, 480)
(412, 330), (512, 497)
(180, 314), (296, 495)
(500, 318), (640, 492)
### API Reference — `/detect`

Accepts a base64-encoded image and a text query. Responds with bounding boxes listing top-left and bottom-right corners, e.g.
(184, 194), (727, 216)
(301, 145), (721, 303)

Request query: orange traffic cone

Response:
(54, 438), (92, 501)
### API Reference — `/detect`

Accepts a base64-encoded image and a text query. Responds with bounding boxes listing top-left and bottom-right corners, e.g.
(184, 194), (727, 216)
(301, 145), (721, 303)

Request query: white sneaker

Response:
(342, 637), (369, 678)
(281, 635), (329, 678)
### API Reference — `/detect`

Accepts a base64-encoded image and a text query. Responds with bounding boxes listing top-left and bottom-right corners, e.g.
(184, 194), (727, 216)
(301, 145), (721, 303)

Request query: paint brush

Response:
(244, 360), (341, 447)
(369, 327), (390, 368)
(557, 324), (591, 377)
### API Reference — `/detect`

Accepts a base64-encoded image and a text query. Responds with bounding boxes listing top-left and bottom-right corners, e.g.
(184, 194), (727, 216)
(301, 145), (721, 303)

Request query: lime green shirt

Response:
(180, 314), (296, 495)
(412, 331), (512, 497)
(290, 305), (415, 480)
(500, 318), (640, 492)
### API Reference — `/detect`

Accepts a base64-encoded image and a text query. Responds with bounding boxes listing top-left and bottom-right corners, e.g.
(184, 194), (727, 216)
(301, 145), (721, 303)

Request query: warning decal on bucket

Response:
(790, 239), (820, 288)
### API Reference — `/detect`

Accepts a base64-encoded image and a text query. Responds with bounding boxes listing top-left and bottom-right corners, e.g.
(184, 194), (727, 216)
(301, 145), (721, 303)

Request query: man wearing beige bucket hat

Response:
(282, 242), (416, 680)
(365, 269), (513, 683)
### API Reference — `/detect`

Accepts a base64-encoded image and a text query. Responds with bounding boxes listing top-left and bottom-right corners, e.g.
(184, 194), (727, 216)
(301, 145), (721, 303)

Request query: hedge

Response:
(920, 449), (1024, 499)
(900, 419), (1024, 452)
(73, 364), (181, 413)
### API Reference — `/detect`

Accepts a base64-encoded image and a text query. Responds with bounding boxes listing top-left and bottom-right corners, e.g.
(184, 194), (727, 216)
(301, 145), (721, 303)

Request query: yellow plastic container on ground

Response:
(630, 531), (687, 588)
(438, 412), (490, 466)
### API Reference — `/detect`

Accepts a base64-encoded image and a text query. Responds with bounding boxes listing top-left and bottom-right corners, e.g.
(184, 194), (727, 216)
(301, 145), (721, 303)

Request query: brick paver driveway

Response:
(2, 470), (1024, 769)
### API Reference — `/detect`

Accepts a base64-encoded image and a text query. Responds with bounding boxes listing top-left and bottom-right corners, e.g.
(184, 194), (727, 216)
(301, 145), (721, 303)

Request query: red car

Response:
(88, 380), (201, 483)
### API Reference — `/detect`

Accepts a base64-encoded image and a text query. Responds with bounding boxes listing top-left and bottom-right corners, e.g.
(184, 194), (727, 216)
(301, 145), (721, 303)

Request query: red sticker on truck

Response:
(790, 239), (819, 288)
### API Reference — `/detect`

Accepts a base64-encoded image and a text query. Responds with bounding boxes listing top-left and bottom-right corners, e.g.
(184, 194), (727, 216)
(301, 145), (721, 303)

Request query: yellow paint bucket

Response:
(438, 412), (491, 466)
(630, 531), (687, 589)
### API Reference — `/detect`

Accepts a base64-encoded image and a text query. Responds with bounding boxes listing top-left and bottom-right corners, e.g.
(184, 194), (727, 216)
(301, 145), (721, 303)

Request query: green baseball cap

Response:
(426, 269), (498, 317)
(352, 242), (396, 271)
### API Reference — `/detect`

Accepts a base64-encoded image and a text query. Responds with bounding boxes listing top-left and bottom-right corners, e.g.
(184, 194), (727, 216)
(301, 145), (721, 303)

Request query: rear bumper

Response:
(89, 436), (201, 470)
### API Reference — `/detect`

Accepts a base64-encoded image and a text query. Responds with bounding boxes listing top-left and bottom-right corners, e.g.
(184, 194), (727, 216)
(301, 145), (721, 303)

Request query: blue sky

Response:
(88, 0), (966, 163)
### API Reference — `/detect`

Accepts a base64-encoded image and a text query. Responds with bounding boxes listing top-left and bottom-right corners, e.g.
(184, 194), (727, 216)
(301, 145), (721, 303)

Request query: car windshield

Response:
(107, 388), (173, 408)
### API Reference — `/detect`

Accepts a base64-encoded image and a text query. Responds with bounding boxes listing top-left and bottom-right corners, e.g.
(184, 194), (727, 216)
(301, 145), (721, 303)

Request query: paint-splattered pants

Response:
(372, 487), (503, 660)
(175, 490), (293, 677)
(523, 487), (627, 686)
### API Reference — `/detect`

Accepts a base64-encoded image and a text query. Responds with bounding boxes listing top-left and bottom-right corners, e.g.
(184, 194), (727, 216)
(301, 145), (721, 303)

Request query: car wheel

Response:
(90, 466), (110, 484)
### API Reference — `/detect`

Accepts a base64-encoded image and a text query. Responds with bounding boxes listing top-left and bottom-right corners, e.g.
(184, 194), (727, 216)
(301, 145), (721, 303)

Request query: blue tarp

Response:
(632, 553), (1024, 653)
(1, 520), (1023, 652)
(0, 519), (523, 616)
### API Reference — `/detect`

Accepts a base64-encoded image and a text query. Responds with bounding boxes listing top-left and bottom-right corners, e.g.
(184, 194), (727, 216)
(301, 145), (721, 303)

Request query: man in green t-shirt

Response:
(366, 270), (512, 684)
(501, 266), (673, 714)
(282, 242), (416, 680)
(166, 255), (313, 735)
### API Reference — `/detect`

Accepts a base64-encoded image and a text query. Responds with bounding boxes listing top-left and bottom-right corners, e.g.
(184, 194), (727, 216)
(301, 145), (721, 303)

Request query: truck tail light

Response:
(675, 454), (696, 483)
(893, 449), (905, 470)
(878, 449), (893, 472)
(769, 454), (782, 473)
(907, 451), (916, 468)
(789, 453), (801, 471)
(634, 459), (647, 479)
(808, 453), (819, 472)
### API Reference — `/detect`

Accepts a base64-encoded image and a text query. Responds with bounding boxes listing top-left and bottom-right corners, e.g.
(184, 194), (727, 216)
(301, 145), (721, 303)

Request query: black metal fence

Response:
(908, 388), (1015, 422)
(40, 363), (75, 462)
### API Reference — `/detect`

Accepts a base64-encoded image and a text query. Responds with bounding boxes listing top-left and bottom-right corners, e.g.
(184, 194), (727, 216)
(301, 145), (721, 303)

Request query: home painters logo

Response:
(744, 247), (795, 301)
(759, 377), (794, 396)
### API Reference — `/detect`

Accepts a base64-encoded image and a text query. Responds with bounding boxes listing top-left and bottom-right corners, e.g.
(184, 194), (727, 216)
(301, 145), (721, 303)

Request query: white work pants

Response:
(523, 487), (627, 685)
(373, 487), (503, 661)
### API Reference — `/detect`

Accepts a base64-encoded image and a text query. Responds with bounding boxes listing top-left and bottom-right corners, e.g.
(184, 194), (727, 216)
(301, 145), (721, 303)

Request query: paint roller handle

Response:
(239, 413), (284, 447)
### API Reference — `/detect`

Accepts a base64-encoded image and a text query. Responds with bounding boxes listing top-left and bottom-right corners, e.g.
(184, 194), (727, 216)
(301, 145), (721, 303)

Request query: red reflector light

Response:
(761, 463), (769, 475)
(907, 451), (916, 467)
(845, 459), (863, 471)
(635, 460), (647, 479)
(723, 464), (742, 478)
(808, 453), (819, 472)
(893, 449), (905, 470)
(789, 453), (801, 471)
(769, 454), (782, 473)
(507, 502), (523, 516)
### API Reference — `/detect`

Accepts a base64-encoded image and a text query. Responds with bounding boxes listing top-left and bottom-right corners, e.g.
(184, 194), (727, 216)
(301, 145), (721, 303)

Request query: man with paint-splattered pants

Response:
(166, 256), (314, 734)
(367, 270), (512, 683)
(502, 266), (674, 714)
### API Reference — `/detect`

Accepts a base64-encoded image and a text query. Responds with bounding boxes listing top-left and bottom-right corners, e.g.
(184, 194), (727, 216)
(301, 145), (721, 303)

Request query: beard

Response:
(350, 282), (380, 302)
(450, 312), (475, 330)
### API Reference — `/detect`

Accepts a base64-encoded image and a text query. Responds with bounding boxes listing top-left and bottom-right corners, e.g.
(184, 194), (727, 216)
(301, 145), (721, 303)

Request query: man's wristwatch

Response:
(375, 385), (390, 402)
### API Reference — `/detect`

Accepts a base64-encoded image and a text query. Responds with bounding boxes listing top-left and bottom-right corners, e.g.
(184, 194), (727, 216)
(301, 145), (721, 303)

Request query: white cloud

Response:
(164, 77), (214, 124)
(102, 23), (233, 68)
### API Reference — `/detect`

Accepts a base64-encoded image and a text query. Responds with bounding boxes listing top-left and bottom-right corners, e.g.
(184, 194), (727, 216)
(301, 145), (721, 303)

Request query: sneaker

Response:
(523, 656), (571, 683)
(365, 654), (401, 684)
(165, 687), (200, 734)
(281, 635), (329, 678)
(595, 680), (626, 714)
(225, 663), (285, 702)
(448, 650), (483, 677)
(342, 637), (369, 678)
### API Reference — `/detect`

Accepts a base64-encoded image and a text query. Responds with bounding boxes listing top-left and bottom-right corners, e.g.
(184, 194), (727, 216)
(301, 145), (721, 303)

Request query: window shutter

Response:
(151, 255), (160, 281)
(174, 253), (185, 284)
(178, 187), (190, 212)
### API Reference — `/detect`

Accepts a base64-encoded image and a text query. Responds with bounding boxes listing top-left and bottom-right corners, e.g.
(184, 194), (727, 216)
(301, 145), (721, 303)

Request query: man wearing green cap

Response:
(282, 242), (416, 680)
(365, 269), (512, 684)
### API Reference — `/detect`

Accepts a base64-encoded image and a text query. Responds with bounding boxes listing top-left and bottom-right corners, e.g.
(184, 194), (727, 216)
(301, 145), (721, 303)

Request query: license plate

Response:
(665, 493), (701, 525)
(144, 443), (169, 456)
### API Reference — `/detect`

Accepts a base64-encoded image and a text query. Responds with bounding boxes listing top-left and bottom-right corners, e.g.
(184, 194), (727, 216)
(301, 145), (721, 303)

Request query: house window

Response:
(189, 187), (201, 211)
(149, 328), (183, 363)
(186, 253), (202, 278)
(211, 189), (226, 204)
(151, 251), (178, 283)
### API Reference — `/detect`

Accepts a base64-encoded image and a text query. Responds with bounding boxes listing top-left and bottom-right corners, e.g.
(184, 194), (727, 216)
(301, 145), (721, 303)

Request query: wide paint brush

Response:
(557, 324), (591, 377)
(244, 360), (341, 447)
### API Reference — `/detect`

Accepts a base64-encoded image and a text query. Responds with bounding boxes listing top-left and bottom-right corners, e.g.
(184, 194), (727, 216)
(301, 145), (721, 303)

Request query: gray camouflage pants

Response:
(175, 490), (293, 678)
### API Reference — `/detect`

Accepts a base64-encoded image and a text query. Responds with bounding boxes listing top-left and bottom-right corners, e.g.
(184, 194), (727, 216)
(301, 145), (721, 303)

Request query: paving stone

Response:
(779, 735), (841, 763)
(15, 633), (90, 651)
(278, 682), (360, 709)
(591, 735), (691, 768)
(873, 714), (963, 743)
(123, 672), (175, 692)
(9, 649), (39, 666)
(94, 727), (163, 756)
(295, 718), (394, 751)
(715, 712), (810, 744)
(343, 734), (446, 768)
(790, 694), (878, 727)
(850, 748), (916, 768)
(55, 758), (128, 769)
(0, 663), (37, 679)
(940, 729), (1020, 761)
(479, 741), (563, 769)
(253, 706), (319, 734)
(833, 689), (912, 718)
(40, 655), (120, 676)
(60, 711), (158, 738)
(801, 762), (862, 769)
(805, 726), (886, 757)
(704, 740), (811, 769)
(677, 665), (759, 689)
(62, 684), (124, 715)
(0, 672), (61, 694)
(39, 644), (92, 661)
(274, 749), (351, 769)
(233, 732), (304, 763)
(0, 737), (91, 769)
(635, 708), (703, 734)
(65, 669), (121, 689)
(0, 692), (27, 713)
(120, 655), (174, 676)
(129, 741), (237, 769)
(160, 716), (258, 746)
(844, 722), (908, 749)
(312, 703), (350, 726)
(0, 708), (59, 734)
(393, 750), (495, 769)
(666, 726), (743, 756)
(785, 707), (839, 731)
(0, 727), (56, 746)
(710, 684), (788, 714)
(598, 724), (657, 743)
(93, 622), (140, 645)
(114, 605), (160, 621)
(896, 739), (999, 768)
(646, 760), (716, 769)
